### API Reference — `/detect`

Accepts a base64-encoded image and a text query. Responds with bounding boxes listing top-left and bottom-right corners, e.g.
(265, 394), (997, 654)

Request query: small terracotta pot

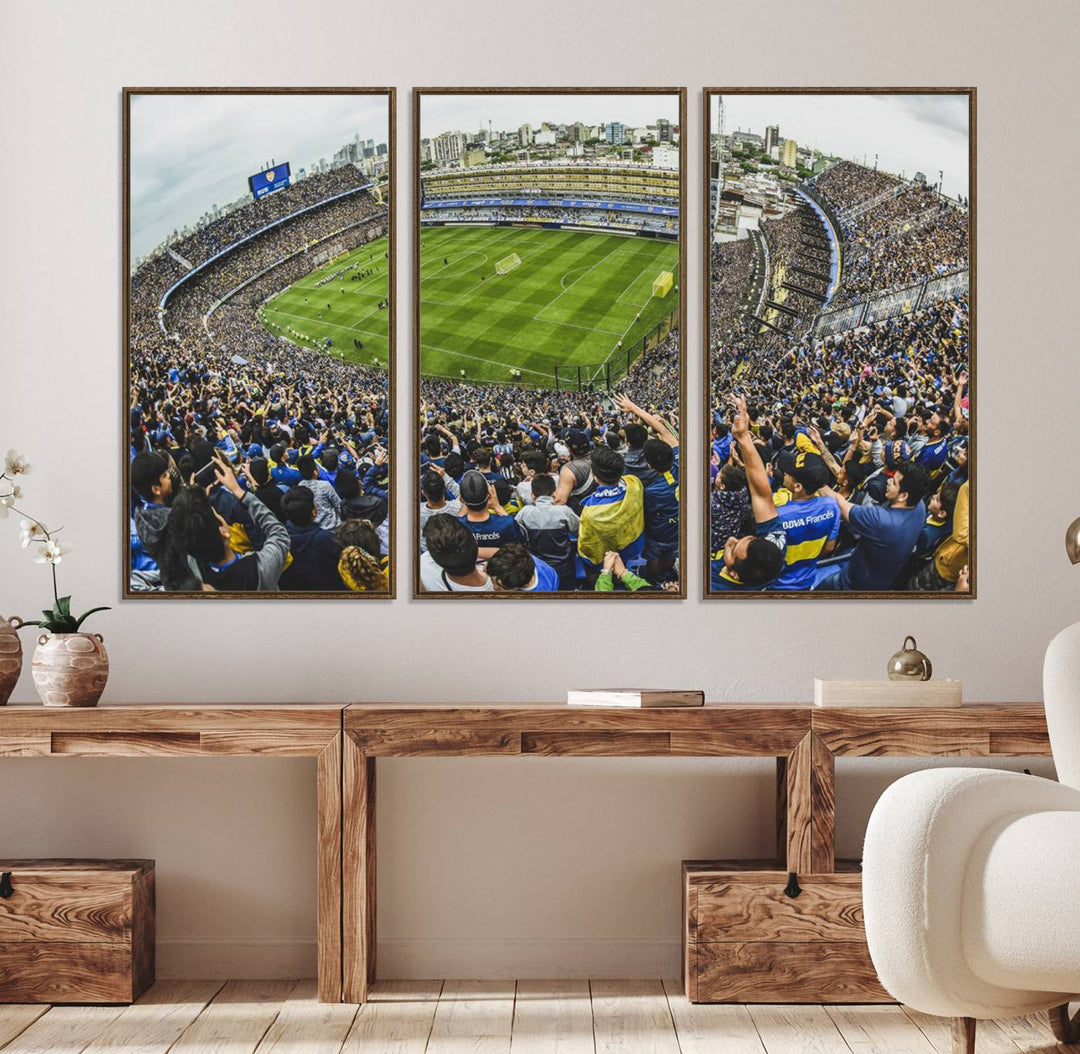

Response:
(0, 616), (23, 705)
(32, 632), (109, 708)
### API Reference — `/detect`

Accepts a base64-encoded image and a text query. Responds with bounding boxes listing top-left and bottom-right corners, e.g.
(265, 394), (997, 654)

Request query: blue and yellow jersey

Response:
(643, 448), (679, 546)
(769, 494), (841, 591)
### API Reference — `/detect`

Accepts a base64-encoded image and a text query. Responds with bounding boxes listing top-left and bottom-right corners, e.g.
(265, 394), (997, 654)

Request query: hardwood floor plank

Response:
(428, 980), (516, 1054)
(510, 980), (593, 1054)
(0, 1007), (49, 1049)
(82, 980), (226, 1054)
(661, 978), (766, 1054)
(991, 1012), (1060, 1049)
(169, 978), (298, 1054)
(826, 1004), (937, 1053)
(253, 978), (359, 1052)
(0, 1005), (126, 1054)
(747, 1004), (851, 1054)
(590, 979), (679, 1054)
(341, 980), (442, 1053)
(900, 1007), (1025, 1053)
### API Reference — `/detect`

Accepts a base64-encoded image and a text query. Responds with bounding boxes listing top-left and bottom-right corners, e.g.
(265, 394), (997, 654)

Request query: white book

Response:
(566, 689), (705, 709)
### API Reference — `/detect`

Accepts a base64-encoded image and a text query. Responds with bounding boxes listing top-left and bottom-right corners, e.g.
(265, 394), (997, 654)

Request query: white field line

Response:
(529, 316), (623, 337)
(615, 265), (659, 307)
(420, 341), (551, 379)
(265, 305), (386, 336)
(533, 243), (668, 323)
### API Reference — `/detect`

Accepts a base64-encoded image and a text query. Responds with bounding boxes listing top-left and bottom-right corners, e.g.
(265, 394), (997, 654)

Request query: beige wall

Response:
(2, 0), (1078, 978)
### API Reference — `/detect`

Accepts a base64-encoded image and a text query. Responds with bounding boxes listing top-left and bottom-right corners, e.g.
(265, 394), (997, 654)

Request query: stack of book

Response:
(566, 689), (705, 708)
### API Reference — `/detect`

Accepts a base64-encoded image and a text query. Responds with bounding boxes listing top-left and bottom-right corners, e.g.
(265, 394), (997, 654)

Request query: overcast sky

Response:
(129, 93), (389, 259)
(712, 93), (969, 197)
(421, 92), (680, 142)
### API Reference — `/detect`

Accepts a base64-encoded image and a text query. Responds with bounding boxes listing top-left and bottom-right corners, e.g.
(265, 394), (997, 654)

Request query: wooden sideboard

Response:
(0, 701), (1052, 1004)
(0, 704), (345, 1002)
(341, 702), (1051, 1003)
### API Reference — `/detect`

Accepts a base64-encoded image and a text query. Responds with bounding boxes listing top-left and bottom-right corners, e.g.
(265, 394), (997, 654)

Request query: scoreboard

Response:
(248, 162), (292, 201)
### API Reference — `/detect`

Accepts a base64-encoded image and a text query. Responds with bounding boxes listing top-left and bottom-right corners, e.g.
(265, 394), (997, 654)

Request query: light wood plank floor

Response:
(0, 980), (1068, 1053)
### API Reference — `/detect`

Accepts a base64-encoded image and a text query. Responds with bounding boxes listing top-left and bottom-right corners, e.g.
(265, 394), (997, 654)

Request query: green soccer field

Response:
(258, 239), (391, 368)
(420, 225), (680, 386)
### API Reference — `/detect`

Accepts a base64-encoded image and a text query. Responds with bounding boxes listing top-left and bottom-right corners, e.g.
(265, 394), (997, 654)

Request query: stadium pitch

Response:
(258, 237), (391, 368)
(420, 226), (679, 386)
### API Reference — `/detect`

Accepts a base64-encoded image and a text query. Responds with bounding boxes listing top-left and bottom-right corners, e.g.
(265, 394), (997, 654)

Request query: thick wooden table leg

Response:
(343, 732), (376, 1002)
(951, 1016), (976, 1053)
(317, 733), (343, 1002)
(1050, 1003), (1080, 1043)
(778, 733), (835, 874)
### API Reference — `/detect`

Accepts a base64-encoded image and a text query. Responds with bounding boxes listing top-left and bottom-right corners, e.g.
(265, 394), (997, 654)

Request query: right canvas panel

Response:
(704, 89), (974, 598)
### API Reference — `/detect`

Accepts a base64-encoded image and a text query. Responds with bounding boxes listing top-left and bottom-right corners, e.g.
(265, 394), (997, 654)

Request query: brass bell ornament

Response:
(888, 636), (933, 682)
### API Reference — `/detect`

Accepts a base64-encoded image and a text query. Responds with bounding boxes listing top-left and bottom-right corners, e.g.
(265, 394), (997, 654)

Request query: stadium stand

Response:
(420, 161), (679, 240)
(128, 168), (393, 594)
(707, 160), (971, 593)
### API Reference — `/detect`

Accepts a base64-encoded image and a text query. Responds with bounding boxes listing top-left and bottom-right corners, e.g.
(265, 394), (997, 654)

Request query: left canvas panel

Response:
(124, 88), (395, 598)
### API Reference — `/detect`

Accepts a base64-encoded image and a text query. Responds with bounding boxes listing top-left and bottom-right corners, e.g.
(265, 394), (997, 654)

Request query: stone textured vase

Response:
(0, 616), (23, 704)
(32, 632), (109, 707)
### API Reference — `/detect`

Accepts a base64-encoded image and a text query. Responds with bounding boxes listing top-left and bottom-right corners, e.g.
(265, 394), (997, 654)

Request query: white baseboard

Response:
(157, 936), (681, 980)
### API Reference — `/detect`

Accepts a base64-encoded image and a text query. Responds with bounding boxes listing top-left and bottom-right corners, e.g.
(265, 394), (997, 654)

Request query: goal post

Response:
(495, 253), (522, 275)
(652, 270), (674, 298)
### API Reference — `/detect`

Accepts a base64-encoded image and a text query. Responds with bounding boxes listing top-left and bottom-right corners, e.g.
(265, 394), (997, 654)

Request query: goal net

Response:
(495, 253), (522, 275)
(652, 270), (674, 298)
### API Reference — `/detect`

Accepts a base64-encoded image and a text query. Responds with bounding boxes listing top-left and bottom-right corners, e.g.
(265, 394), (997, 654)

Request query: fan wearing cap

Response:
(553, 429), (596, 514)
(457, 469), (525, 551)
(769, 449), (841, 591)
(710, 396), (787, 592)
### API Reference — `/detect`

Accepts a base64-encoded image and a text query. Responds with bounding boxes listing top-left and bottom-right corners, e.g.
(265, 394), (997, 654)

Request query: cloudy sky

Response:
(713, 93), (969, 197)
(129, 92), (389, 259)
(421, 92), (680, 142)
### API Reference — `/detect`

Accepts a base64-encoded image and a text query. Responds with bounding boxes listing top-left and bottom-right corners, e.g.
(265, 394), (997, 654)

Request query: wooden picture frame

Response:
(702, 88), (975, 599)
(414, 87), (688, 599)
(123, 87), (396, 599)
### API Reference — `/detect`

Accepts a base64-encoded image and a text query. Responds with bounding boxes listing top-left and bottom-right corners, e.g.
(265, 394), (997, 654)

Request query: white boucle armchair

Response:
(862, 622), (1080, 1054)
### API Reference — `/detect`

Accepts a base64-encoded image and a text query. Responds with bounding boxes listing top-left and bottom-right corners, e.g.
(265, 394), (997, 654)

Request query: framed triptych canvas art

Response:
(121, 84), (974, 603)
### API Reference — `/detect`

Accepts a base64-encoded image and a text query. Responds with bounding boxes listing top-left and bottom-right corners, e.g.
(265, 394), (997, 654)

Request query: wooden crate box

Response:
(0, 859), (154, 1003)
(683, 859), (891, 1004)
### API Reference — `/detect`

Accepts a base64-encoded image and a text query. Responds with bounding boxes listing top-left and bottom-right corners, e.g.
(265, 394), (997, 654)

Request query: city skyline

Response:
(712, 93), (970, 198)
(421, 92), (680, 142)
(129, 93), (389, 259)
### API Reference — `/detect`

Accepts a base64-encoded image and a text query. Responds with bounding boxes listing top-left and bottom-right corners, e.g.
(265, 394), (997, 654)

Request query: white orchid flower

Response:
(19, 518), (47, 547)
(35, 539), (70, 565)
(4, 450), (31, 476)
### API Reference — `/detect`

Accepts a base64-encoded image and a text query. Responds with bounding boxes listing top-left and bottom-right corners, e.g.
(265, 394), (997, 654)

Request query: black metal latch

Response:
(783, 871), (802, 898)
(0, 872), (12, 899)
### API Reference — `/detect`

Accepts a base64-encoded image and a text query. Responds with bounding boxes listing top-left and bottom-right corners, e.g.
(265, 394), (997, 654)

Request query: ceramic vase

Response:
(0, 616), (23, 704)
(32, 632), (109, 707)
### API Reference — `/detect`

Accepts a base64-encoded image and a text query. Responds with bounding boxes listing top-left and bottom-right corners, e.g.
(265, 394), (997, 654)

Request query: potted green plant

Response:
(1, 449), (110, 706)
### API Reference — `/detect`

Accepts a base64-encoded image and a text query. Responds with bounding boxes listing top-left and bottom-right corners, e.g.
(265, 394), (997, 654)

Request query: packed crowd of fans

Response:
(128, 169), (393, 593)
(417, 330), (681, 592)
(809, 161), (969, 309)
(705, 159), (971, 593)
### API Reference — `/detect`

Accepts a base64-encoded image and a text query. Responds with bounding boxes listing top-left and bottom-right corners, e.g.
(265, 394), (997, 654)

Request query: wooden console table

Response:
(0, 701), (1053, 1005)
(0, 704), (345, 1002)
(341, 702), (1050, 1003)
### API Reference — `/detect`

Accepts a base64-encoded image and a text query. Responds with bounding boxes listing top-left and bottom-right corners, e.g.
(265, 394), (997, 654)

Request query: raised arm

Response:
(614, 394), (678, 448)
(729, 396), (775, 525)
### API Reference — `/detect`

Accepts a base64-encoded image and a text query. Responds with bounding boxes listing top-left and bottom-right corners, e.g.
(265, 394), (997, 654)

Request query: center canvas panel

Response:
(415, 89), (686, 598)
